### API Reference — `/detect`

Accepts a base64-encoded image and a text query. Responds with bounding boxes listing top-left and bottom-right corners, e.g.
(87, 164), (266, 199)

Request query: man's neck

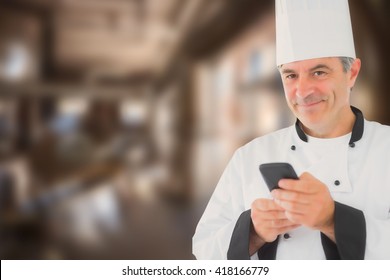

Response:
(301, 108), (356, 139)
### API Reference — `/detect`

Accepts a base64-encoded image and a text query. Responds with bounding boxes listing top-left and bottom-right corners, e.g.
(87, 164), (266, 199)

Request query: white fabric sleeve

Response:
(192, 150), (246, 259)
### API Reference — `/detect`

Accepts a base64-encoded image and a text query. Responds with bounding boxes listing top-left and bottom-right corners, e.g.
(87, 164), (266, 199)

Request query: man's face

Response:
(279, 57), (361, 136)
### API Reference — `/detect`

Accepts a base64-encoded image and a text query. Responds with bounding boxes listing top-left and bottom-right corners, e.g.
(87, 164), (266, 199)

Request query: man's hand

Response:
(271, 172), (335, 241)
(250, 198), (300, 254)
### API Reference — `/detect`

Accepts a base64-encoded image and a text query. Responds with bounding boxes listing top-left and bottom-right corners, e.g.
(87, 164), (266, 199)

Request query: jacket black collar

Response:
(295, 106), (364, 145)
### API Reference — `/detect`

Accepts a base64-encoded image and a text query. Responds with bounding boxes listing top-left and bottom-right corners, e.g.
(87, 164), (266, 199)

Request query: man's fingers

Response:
(267, 218), (298, 229)
(278, 172), (317, 193)
(273, 199), (307, 214)
(251, 197), (303, 243)
(252, 198), (284, 211)
(271, 189), (310, 204)
(253, 209), (288, 221)
(278, 179), (312, 193)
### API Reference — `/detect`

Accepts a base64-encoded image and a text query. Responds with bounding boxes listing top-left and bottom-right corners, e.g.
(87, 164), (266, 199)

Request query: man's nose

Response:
(295, 76), (313, 98)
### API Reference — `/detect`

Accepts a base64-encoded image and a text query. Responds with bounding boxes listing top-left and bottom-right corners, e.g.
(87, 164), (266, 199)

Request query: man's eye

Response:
(313, 71), (326, 76)
(285, 74), (297, 79)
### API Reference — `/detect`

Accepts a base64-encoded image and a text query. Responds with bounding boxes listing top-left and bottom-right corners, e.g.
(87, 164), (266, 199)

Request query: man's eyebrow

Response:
(280, 68), (296, 75)
(281, 64), (333, 75)
(309, 64), (332, 72)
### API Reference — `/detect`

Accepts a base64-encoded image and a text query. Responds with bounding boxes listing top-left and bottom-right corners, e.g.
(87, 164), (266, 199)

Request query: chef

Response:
(192, 0), (390, 260)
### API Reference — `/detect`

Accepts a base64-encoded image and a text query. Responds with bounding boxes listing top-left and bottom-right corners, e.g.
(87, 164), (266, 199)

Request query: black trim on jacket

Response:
(227, 210), (279, 260)
(295, 106), (364, 145)
(333, 201), (366, 259)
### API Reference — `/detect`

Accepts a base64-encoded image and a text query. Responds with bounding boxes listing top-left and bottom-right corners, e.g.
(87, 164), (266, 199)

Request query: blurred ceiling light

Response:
(120, 99), (148, 125)
(0, 42), (31, 82)
(59, 97), (90, 116)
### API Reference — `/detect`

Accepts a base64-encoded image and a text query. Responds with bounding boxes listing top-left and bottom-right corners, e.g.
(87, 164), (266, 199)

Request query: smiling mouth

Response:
(294, 95), (328, 108)
(298, 100), (324, 107)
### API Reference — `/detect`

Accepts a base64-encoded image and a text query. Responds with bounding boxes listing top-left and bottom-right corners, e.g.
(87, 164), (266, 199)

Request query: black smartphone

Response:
(259, 163), (298, 192)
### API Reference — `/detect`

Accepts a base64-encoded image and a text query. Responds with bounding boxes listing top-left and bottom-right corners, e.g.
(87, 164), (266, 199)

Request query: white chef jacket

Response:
(192, 107), (390, 259)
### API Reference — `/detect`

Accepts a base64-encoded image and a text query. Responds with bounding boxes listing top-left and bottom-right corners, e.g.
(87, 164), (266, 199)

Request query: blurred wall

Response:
(0, 0), (389, 260)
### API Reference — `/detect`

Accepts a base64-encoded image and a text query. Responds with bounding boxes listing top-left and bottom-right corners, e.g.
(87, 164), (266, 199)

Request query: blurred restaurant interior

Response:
(0, 0), (389, 259)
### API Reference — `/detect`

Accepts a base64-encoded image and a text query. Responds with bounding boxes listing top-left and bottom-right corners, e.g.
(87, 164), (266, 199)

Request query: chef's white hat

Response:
(276, 0), (356, 66)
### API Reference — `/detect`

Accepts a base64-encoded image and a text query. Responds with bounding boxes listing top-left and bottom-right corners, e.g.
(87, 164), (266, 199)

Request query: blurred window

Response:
(249, 50), (262, 82)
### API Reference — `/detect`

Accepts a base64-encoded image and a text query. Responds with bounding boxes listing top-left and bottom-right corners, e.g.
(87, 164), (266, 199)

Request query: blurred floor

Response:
(1, 170), (198, 259)
(53, 197), (196, 260)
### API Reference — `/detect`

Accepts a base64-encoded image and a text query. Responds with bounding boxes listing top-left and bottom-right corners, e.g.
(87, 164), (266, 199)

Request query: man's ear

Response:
(348, 58), (361, 89)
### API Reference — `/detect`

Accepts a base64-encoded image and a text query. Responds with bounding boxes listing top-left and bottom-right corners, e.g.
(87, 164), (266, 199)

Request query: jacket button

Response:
(290, 145), (296, 151)
(334, 180), (340, 186)
(283, 233), (291, 239)
(349, 143), (355, 148)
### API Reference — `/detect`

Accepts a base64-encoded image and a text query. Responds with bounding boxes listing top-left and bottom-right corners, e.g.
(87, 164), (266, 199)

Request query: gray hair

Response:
(278, 57), (355, 72)
(339, 57), (355, 72)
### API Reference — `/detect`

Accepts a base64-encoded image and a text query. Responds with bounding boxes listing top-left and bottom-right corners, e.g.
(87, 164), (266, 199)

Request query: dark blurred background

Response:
(0, 0), (389, 259)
